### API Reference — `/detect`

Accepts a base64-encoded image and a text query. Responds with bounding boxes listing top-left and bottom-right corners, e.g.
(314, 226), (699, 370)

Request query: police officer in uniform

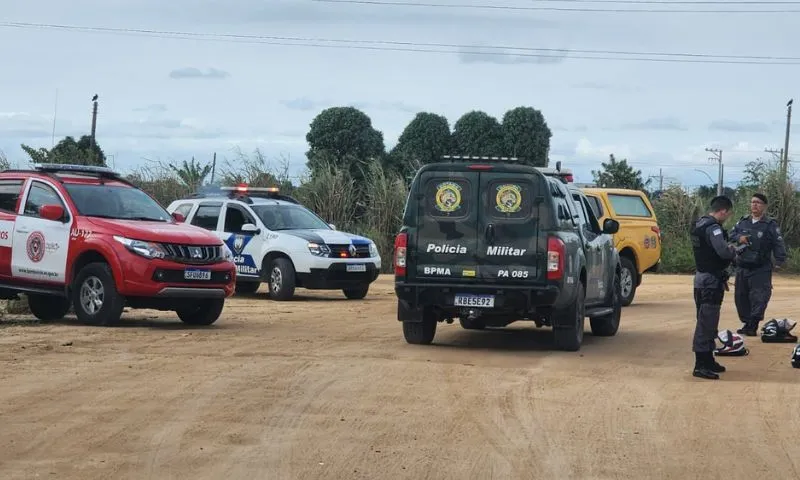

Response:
(729, 193), (787, 336)
(690, 195), (736, 380)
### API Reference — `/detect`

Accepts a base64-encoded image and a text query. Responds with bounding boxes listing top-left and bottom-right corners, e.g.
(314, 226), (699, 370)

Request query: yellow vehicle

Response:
(582, 188), (661, 306)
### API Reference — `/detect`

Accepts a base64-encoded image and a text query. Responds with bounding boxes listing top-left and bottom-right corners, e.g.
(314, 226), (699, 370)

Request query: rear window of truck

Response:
(608, 193), (652, 217)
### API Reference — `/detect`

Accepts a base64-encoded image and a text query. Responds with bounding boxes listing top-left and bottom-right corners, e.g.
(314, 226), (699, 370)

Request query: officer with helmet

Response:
(690, 195), (737, 380)
(728, 193), (787, 336)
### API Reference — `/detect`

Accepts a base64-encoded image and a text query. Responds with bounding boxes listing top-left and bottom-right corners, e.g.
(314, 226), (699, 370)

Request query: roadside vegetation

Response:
(2, 105), (796, 317)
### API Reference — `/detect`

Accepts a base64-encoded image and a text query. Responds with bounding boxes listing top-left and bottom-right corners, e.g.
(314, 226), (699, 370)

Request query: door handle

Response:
(486, 223), (495, 244)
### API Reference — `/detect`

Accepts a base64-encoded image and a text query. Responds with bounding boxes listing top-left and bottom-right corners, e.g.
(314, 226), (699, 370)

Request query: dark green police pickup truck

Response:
(392, 156), (623, 351)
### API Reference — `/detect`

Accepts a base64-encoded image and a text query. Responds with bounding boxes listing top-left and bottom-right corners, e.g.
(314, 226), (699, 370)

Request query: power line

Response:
(312, 0), (800, 13)
(2, 21), (800, 65)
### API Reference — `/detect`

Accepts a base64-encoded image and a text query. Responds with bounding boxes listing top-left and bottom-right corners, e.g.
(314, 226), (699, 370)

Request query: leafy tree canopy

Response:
(21, 135), (106, 166)
(591, 154), (650, 190)
(501, 106), (552, 167)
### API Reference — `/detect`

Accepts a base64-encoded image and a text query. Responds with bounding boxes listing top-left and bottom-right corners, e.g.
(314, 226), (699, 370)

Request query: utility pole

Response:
(705, 147), (723, 195)
(90, 94), (99, 164)
(659, 167), (663, 191)
(210, 152), (217, 184)
(782, 98), (793, 183)
(765, 147), (784, 163)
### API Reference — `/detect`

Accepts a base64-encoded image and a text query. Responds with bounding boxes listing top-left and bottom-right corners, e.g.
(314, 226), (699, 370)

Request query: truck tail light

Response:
(547, 236), (565, 280)
(394, 232), (408, 276)
(651, 225), (661, 237)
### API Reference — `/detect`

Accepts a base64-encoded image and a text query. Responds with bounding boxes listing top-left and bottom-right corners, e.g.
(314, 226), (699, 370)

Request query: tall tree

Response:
(500, 106), (552, 167)
(591, 154), (650, 190)
(387, 112), (453, 180)
(21, 135), (106, 166)
(451, 110), (504, 157)
(305, 106), (385, 181)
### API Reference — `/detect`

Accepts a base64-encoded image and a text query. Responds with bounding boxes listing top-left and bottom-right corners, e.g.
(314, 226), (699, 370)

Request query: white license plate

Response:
(184, 268), (211, 280)
(454, 294), (495, 308)
(346, 264), (366, 272)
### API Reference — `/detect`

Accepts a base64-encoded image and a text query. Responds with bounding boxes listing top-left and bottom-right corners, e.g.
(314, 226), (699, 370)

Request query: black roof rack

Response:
(189, 185), (300, 205)
(1, 163), (134, 186)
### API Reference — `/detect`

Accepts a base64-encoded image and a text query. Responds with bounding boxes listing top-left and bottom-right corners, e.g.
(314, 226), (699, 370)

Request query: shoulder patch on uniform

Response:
(712, 227), (722, 236)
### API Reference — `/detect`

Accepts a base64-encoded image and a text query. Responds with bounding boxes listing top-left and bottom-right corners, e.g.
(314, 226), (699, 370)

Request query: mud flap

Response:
(397, 298), (423, 322)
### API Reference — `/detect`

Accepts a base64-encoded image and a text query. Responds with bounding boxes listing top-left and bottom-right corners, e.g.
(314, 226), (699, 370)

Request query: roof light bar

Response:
(442, 155), (520, 161)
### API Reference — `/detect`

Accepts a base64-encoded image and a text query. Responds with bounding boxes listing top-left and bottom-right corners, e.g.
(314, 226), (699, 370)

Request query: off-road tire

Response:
(590, 271), (622, 336)
(400, 302), (437, 345)
(620, 256), (637, 306)
(552, 281), (586, 352)
(235, 281), (260, 295)
(343, 284), (369, 299)
(71, 262), (125, 326)
(176, 298), (225, 326)
(267, 257), (296, 301)
(27, 293), (71, 321)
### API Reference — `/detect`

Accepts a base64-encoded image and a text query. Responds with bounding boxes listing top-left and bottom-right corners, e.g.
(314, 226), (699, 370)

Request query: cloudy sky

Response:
(1, 0), (798, 189)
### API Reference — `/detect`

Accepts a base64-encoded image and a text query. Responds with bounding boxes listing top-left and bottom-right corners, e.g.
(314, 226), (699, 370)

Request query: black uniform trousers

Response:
(693, 285), (725, 353)
(734, 268), (772, 329)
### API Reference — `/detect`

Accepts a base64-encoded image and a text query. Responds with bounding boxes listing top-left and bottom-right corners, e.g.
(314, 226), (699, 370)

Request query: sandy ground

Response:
(2, 274), (800, 479)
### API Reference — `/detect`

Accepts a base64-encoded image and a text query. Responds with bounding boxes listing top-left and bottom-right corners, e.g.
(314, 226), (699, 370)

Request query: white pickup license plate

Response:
(184, 268), (212, 280)
(454, 294), (495, 308)
(346, 263), (366, 272)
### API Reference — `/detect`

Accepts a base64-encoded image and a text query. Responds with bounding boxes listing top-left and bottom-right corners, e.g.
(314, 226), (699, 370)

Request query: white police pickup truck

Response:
(166, 184), (382, 300)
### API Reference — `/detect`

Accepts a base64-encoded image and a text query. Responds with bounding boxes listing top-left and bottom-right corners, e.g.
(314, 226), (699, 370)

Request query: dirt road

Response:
(2, 274), (800, 479)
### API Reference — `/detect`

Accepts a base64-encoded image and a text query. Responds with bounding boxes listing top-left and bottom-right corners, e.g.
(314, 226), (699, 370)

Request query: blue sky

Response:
(0, 0), (798, 189)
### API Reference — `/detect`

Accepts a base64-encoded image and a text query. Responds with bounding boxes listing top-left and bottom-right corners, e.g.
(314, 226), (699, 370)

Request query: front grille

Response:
(327, 243), (371, 258)
(161, 243), (223, 265)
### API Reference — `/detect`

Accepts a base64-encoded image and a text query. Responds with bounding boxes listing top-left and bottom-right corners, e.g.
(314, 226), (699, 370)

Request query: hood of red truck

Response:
(84, 218), (222, 245)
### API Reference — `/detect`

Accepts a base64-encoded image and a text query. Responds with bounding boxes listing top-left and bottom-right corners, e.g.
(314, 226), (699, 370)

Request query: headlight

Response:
(113, 236), (166, 259)
(221, 243), (234, 261)
(308, 242), (331, 257)
(368, 242), (379, 258)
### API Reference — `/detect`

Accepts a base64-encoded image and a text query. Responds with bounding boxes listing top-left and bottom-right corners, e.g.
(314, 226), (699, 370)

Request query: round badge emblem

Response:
(495, 184), (522, 213)
(26, 231), (45, 263)
(435, 182), (462, 213)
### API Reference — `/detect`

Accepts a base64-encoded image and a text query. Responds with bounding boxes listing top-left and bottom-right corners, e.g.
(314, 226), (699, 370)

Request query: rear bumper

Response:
(297, 262), (380, 289)
(394, 281), (561, 319)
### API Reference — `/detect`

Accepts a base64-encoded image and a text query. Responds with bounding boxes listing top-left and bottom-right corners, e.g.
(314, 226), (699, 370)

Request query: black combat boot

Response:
(708, 352), (726, 373)
(737, 322), (758, 336)
(693, 352), (720, 380)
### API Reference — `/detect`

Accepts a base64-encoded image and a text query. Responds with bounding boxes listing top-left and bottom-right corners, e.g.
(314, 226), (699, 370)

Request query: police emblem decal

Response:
(495, 184), (522, 213)
(233, 234), (245, 253)
(434, 182), (462, 213)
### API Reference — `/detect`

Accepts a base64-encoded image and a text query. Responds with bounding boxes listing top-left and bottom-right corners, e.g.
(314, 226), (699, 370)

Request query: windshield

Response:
(251, 204), (330, 231)
(64, 184), (171, 222)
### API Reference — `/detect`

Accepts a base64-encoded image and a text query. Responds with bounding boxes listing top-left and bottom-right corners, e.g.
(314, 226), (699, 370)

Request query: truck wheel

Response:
(552, 281), (585, 352)
(267, 257), (296, 301)
(620, 257), (637, 306)
(343, 284), (369, 299)
(176, 298), (225, 326)
(590, 271), (622, 336)
(71, 262), (125, 326)
(235, 281), (260, 295)
(400, 301), (437, 345)
(27, 293), (71, 321)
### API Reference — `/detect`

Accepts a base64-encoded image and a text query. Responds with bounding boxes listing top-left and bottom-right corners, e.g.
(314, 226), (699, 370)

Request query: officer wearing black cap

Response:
(690, 195), (736, 380)
(728, 193), (787, 336)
